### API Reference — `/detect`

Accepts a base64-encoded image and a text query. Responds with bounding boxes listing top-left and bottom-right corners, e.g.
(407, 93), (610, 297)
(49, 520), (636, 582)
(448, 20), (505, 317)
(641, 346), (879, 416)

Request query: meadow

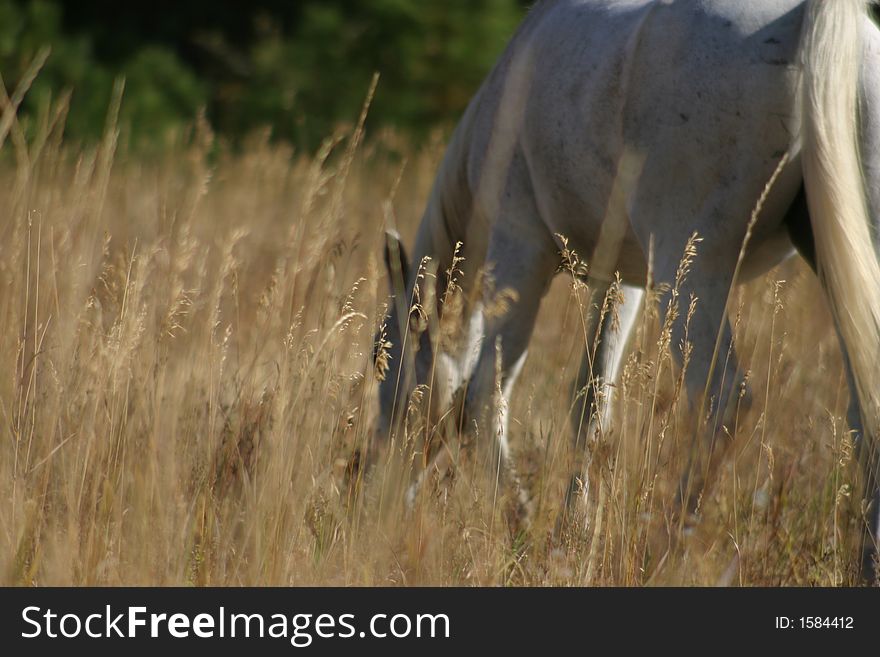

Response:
(0, 90), (867, 586)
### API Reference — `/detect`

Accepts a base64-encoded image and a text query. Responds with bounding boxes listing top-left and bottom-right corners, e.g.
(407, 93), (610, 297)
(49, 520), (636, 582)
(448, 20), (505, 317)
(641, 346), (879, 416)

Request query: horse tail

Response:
(801, 0), (880, 434)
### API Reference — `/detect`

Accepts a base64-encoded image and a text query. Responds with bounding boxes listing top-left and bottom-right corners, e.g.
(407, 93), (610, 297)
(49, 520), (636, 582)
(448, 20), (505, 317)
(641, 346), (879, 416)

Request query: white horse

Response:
(374, 0), (880, 582)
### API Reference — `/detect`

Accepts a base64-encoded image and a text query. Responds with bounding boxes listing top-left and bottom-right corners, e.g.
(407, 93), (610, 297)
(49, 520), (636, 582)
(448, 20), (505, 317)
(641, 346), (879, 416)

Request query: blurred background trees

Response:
(0, 0), (529, 151)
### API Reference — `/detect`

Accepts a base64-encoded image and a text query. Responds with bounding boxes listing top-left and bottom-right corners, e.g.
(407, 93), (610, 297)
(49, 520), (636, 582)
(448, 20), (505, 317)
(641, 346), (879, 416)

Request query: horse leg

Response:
(454, 219), (558, 530)
(835, 346), (880, 583)
(649, 246), (744, 523)
(677, 316), (743, 521)
(563, 283), (643, 521)
(786, 183), (880, 583)
(405, 147), (558, 519)
(817, 297), (879, 583)
(792, 298), (880, 583)
(860, 445), (880, 585)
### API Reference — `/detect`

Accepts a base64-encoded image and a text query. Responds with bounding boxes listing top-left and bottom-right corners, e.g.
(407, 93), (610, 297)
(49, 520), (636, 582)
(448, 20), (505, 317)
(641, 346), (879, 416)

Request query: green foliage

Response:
(234, 0), (524, 148)
(121, 47), (206, 148)
(0, 0), (527, 150)
(0, 0), (205, 148)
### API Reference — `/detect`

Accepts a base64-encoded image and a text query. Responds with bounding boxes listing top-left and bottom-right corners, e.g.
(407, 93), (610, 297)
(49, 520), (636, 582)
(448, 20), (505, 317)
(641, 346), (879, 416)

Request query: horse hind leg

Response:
(676, 314), (744, 521)
(810, 299), (879, 583)
(843, 350), (880, 584)
(799, 303), (880, 584)
(826, 315), (880, 583)
(562, 282), (643, 525)
(862, 448), (880, 584)
(457, 222), (559, 533)
(786, 188), (879, 583)
(646, 241), (745, 526)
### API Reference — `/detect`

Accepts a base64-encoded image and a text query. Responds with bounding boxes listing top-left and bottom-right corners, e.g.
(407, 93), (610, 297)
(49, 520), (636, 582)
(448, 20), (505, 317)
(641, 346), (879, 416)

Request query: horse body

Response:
(377, 0), (880, 582)
(462, 0), (809, 286)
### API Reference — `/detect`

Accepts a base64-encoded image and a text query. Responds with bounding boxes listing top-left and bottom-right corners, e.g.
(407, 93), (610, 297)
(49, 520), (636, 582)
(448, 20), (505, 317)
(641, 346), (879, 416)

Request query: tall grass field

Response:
(0, 85), (867, 586)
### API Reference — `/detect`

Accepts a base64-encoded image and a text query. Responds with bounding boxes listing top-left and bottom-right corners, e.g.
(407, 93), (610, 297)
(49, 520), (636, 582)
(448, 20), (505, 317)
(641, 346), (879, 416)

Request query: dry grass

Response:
(0, 97), (868, 586)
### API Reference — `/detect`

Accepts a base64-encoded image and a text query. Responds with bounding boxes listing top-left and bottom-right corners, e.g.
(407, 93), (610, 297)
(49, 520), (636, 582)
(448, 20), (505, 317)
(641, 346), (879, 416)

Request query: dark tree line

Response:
(0, 0), (532, 150)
